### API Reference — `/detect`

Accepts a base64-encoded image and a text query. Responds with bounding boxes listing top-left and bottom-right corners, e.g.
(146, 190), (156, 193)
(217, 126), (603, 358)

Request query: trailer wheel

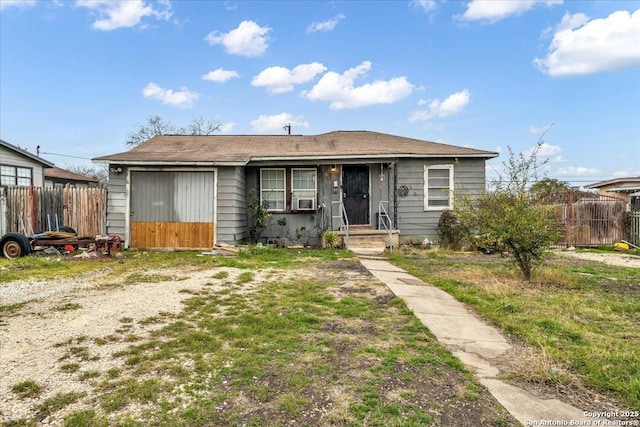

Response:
(1, 233), (31, 259)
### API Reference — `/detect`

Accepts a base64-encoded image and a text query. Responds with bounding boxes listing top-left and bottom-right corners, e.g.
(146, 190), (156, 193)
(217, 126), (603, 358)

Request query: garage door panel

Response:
(130, 171), (215, 249)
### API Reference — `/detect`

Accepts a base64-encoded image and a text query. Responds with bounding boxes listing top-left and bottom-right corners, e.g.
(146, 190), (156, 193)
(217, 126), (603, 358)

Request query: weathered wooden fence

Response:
(0, 186), (107, 237)
(554, 191), (629, 247)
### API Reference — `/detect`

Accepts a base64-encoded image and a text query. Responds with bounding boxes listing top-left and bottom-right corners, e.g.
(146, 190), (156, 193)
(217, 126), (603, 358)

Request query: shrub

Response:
(437, 210), (468, 249)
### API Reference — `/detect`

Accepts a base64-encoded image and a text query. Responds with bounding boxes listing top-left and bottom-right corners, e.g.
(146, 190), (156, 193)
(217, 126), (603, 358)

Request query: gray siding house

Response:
(93, 131), (497, 250)
(1, 139), (54, 188)
(1, 139), (55, 236)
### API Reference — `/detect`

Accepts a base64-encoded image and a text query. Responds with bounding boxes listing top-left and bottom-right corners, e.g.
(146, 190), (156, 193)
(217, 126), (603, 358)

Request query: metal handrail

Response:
(331, 200), (349, 249)
(378, 201), (393, 251)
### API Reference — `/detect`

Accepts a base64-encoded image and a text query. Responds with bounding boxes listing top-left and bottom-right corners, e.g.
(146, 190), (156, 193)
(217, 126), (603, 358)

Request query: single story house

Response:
(45, 166), (99, 188)
(1, 139), (55, 236)
(93, 131), (498, 250)
(1, 139), (54, 188)
(585, 177), (640, 211)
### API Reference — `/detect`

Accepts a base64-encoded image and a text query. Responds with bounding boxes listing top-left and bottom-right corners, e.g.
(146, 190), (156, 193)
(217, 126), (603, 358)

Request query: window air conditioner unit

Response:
(296, 197), (315, 211)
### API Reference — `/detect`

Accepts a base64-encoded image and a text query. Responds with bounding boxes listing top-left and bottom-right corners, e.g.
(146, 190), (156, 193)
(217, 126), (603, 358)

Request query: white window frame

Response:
(291, 168), (317, 211)
(424, 164), (454, 210)
(260, 168), (286, 211)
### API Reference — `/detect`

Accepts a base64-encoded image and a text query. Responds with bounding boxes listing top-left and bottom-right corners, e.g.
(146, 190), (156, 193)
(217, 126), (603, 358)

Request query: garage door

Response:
(130, 171), (215, 249)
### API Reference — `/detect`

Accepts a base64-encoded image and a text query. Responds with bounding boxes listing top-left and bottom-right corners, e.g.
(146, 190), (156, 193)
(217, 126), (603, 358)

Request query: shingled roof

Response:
(93, 131), (498, 165)
(45, 166), (98, 183)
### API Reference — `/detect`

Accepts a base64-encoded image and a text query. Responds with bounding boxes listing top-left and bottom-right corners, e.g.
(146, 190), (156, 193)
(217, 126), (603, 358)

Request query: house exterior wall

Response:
(105, 165), (249, 247)
(395, 158), (486, 243)
(0, 146), (46, 187)
(103, 157), (488, 248)
(594, 184), (632, 206)
(216, 166), (247, 244)
(105, 169), (127, 241)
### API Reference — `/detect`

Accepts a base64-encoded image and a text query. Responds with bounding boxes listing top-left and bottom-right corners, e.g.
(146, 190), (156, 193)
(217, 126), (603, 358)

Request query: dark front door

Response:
(342, 165), (369, 225)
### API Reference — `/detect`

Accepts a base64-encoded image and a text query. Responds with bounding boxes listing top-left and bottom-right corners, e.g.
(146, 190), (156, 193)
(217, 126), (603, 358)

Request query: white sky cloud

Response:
(205, 20), (271, 57)
(250, 113), (309, 134)
(218, 122), (235, 133)
(202, 68), (240, 83)
(0, 0), (36, 11)
(535, 9), (640, 76)
(251, 63), (327, 94)
(527, 142), (562, 157)
(613, 169), (640, 178)
(409, 89), (470, 122)
(459, 0), (562, 23)
(556, 166), (601, 176)
(75, 0), (172, 31)
(142, 82), (199, 109)
(411, 0), (437, 13)
(303, 61), (414, 109)
(306, 14), (345, 33)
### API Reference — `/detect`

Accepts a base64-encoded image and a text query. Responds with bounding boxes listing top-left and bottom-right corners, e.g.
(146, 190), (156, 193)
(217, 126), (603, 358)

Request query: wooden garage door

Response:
(130, 171), (215, 249)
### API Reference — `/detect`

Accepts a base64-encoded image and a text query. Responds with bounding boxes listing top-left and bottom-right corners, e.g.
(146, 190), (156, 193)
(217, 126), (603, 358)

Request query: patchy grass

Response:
(52, 303), (82, 312)
(11, 381), (43, 399)
(1, 249), (516, 426)
(388, 247), (640, 409)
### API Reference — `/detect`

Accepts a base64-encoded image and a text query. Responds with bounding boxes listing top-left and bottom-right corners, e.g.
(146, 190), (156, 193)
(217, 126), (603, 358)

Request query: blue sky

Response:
(1, 0), (639, 187)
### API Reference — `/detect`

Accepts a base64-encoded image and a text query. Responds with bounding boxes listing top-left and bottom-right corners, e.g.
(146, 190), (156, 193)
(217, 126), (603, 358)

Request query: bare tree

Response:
(126, 115), (221, 146)
(67, 164), (109, 187)
(126, 115), (178, 146)
(187, 117), (221, 135)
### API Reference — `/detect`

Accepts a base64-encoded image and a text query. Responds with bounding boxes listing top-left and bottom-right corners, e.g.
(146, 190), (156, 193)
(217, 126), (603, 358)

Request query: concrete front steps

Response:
(337, 227), (399, 256)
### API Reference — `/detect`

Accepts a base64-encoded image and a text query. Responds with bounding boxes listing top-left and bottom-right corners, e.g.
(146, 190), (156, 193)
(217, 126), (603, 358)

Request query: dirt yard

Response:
(556, 250), (640, 268)
(1, 249), (636, 425)
(0, 256), (520, 426)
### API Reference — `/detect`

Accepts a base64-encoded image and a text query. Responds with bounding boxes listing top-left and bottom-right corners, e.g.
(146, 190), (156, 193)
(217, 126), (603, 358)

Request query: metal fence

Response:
(554, 190), (629, 247)
(629, 211), (640, 246)
(0, 186), (107, 237)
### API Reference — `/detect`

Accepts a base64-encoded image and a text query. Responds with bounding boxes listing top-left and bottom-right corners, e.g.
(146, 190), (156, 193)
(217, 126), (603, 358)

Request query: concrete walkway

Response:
(360, 258), (591, 425)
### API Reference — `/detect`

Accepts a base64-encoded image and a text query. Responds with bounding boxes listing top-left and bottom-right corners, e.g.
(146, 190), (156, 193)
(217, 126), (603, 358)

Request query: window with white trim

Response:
(260, 168), (286, 211)
(292, 168), (317, 210)
(424, 164), (453, 210)
(1, 165), (33, 186)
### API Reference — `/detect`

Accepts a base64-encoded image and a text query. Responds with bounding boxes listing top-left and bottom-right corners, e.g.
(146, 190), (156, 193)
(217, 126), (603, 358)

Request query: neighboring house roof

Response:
(93, 131), (499, 166)
(585, 177), (640, 190)
(45, 166), (98, 183)
(0, 139), (55, 168)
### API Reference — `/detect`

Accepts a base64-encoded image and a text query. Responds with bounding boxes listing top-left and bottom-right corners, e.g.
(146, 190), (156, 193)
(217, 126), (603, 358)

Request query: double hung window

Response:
(424, 164), (453, 210)
(259, 167), (317, 211)
(260, 168), (286, 211)
(292, 168), (316, 210)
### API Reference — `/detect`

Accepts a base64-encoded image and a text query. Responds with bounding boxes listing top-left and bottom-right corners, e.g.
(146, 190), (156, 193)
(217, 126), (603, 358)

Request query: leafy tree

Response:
(455, 143), (561, 280)
(126, 115), (220, 146)
(530, 177), (569, 203)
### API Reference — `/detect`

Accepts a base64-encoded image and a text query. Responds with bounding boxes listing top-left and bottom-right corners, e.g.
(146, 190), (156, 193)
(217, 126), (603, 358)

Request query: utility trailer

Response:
(1, 230), (120, 259)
